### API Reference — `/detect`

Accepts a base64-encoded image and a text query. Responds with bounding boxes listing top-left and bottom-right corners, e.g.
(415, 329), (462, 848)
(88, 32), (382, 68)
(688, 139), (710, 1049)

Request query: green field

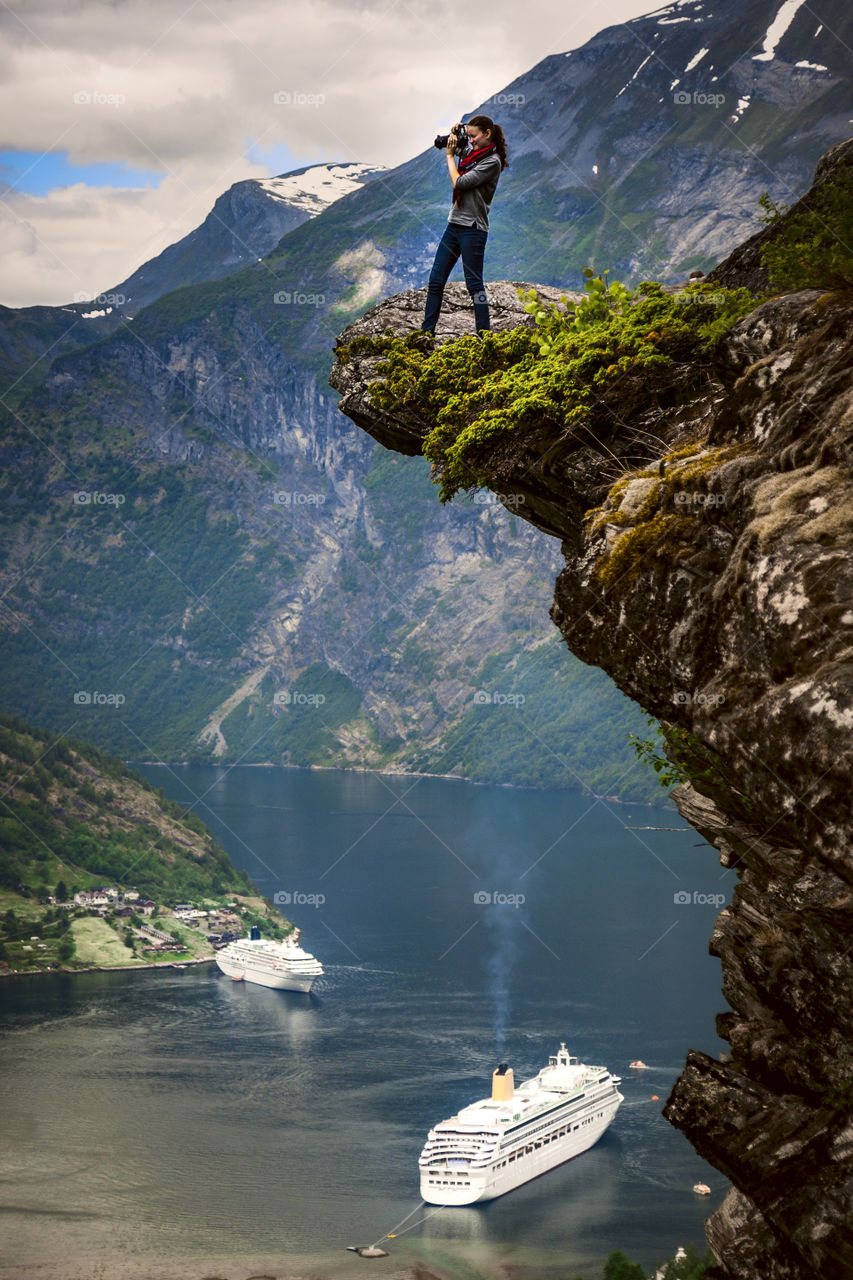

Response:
(70, 917), (144, 967)
(159, 918), (214, 959)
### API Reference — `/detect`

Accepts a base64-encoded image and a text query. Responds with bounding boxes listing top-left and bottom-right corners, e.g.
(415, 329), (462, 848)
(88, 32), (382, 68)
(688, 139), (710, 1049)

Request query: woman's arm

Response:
(445, 133), (460, 188)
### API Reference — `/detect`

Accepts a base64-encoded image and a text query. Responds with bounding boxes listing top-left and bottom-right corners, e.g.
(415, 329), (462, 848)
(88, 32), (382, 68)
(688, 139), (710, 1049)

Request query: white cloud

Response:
(0, 0), (654, 306)
(1, 168), (277, 307)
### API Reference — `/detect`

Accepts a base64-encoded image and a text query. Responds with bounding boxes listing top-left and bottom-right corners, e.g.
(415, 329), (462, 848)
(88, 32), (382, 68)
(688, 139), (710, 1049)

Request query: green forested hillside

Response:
(409, 635), (660, 799)
(0, 711), (285, 973)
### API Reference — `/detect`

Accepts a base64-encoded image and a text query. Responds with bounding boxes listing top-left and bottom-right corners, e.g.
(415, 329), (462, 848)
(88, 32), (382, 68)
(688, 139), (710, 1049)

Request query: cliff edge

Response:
(329, 140), (853, 1279)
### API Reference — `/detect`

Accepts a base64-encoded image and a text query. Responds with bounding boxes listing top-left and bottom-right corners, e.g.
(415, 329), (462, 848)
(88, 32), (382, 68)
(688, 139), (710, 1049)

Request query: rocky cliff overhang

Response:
(330, 142), (853, 1279)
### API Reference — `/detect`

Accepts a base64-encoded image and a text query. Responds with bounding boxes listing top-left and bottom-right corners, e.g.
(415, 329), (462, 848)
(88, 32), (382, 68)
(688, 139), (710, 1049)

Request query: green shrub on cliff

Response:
(759, 172), (853, 292)
(368, 278), (755, 502)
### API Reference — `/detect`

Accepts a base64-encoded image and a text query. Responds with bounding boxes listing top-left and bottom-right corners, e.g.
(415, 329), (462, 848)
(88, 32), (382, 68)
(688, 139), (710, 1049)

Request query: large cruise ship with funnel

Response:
(215, 926), (323, 992)
(419, 1043), (622, 1204)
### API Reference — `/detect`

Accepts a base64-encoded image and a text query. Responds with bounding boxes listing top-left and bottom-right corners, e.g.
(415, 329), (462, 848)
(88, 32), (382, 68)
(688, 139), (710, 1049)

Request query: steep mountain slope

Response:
(112, 162), (386, 316)
(221, 0), (853, 325)
(0, 162), (383, 405)
(0, 304), (654, 795)
(1, 0), (850, 800)
(329, 138), (853, 1280)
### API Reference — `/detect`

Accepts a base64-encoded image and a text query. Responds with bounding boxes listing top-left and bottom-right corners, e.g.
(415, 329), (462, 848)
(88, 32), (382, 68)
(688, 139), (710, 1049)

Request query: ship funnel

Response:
(492, 1063), (515, 1101)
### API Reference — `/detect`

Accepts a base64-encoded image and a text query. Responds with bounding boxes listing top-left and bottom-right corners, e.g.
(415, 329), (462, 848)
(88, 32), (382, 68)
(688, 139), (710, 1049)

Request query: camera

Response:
(434, 124), (468, 153)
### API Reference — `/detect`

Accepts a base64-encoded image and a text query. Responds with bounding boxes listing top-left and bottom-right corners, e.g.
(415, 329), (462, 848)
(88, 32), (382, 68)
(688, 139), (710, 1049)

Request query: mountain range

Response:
(1, 0), (851, 801)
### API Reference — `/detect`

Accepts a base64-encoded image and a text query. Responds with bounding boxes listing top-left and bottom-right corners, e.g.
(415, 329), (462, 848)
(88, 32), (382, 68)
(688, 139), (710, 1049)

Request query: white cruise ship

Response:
(215, 927), (323, 992)
(419, 1043), (622, 1205)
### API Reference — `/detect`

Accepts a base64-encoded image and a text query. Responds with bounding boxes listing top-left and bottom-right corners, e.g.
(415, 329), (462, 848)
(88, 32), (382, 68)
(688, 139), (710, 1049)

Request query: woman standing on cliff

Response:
(421, 116), (509, 338)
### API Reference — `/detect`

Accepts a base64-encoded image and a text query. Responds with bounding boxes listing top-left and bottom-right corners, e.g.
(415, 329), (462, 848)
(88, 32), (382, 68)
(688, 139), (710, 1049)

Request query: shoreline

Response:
(0, 1255), (423, 1280)
(0, 955), (216, 982)
(133, 759), (675, 810)
(0, 1239), (594, 1280)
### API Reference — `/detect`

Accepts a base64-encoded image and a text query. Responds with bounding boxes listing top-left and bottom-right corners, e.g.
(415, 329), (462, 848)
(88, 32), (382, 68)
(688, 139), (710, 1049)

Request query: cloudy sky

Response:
(0, 0), (662, 308)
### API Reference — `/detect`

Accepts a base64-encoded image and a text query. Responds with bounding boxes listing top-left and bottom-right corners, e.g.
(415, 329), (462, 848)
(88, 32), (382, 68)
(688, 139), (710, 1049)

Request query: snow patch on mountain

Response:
(616, 53), (653, 97)
(729, 95), (752, 123)
(753, 0), (808, 61)
(684, 47), (710, 71)
(259, 163), (385, 216)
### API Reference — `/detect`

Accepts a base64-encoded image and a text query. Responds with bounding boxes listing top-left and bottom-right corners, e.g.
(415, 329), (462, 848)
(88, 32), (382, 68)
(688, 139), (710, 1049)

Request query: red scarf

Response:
(452, 143), (496, 205)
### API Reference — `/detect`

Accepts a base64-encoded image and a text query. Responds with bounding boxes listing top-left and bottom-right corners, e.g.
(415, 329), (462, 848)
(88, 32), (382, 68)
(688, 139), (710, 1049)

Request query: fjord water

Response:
(0, 767), (731, 1278)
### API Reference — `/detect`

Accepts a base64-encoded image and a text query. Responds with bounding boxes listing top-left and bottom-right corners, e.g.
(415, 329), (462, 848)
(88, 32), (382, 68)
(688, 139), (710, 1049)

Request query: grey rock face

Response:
(331, 282), (570, 437)
(329, 143), (853, 1278)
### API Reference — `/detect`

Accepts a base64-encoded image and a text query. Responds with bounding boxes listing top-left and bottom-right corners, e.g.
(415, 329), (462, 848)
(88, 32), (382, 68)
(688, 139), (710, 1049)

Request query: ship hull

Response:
(215, 950), (318, 992)
(420, 1093), (620, 1206)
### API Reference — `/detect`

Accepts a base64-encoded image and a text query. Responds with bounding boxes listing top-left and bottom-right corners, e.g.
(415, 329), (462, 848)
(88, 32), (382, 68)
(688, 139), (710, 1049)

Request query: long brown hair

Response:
(468, 115), (509, 170)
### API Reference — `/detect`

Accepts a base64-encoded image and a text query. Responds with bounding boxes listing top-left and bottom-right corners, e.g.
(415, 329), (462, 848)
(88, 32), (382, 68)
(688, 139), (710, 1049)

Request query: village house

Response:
(74, 887), (119, 908)
(172, 906), (206, 922)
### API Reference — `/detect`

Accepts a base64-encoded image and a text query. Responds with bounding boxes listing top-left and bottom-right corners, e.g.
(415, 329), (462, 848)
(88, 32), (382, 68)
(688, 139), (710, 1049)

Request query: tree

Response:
(55, 880), (69, 902)
(603, 1252), (646, 1280)
(57, 935), (74, 963)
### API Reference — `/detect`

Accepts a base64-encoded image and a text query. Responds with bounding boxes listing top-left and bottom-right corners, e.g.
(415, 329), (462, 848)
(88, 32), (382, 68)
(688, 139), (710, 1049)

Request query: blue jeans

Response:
(422, 222), (490, 333)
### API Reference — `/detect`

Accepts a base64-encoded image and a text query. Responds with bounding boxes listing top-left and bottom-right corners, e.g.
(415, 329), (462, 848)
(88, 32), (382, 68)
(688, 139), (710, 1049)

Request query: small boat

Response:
(346, 1246), (390, 1258)
(629, 1059), (648, 1069)
(693, 1182), (711, 1195)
